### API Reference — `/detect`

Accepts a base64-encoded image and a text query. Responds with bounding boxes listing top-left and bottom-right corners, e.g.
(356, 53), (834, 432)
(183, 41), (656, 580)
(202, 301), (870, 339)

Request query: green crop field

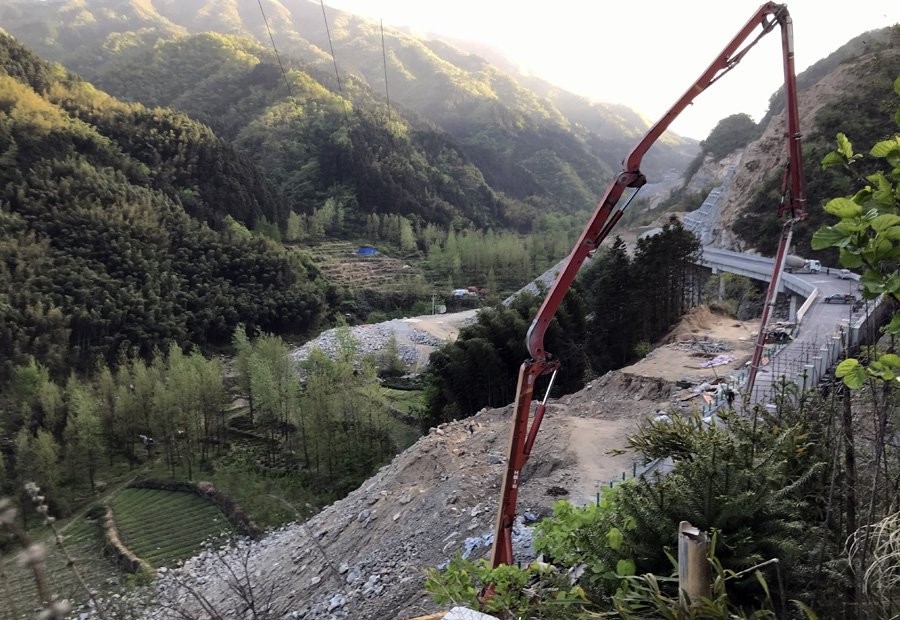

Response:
(1, 519), (119, 620)
(111, 488), (234, 568)
(383, 387), (424, 415)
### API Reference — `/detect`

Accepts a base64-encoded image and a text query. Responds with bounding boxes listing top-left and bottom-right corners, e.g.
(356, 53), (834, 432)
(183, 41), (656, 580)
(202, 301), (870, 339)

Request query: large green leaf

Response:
(606, 527), (623, 550)
(820, 151), (844, 169)
(861, 269), (886, 294)
(811, 226), (849, 250)
(838, 248), (863, 268)
(870, 138), (900, 158)
(835, 219), (869, 234)
(885, 272), (900, 297)
(870, 213), (900, 232)
(615, 558), (636, 577)
(879, 353), (900, 368)
(887, 150), (900, 169)
(835, 358), (866, 389)
(824, 197), (862, 218)
(852, 188), (873, 205)
(836, 133), (854, 159)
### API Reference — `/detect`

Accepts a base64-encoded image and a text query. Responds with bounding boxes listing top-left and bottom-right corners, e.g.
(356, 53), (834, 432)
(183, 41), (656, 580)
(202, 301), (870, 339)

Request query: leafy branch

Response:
(813, 76), (900, 388)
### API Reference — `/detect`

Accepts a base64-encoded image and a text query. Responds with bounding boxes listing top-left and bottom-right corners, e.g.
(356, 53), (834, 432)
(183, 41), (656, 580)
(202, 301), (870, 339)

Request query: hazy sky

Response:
(323, 0), (899, 140)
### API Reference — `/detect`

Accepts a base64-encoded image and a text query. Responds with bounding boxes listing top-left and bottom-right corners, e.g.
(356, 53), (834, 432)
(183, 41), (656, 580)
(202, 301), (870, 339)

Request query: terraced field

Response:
(111, 488), (234, 568)
(1, 519), (119, 620)
(302, 242), (425, 290)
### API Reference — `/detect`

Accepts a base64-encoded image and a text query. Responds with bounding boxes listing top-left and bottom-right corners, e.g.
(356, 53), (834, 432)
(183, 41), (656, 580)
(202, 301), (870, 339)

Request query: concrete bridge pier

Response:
(789, 295), (798, 322)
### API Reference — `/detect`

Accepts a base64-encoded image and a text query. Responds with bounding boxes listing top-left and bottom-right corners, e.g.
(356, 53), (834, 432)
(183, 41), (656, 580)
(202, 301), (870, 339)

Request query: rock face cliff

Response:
(136, 372), (671, 620)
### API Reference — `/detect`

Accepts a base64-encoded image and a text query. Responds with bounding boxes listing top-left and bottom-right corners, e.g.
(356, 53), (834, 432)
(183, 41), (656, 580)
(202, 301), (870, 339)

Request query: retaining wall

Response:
(101, 507), (153, 575)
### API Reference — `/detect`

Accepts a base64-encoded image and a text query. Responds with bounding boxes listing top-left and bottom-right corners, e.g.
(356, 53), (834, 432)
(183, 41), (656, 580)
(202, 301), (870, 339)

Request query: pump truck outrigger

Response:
(487, 2), (806, 569)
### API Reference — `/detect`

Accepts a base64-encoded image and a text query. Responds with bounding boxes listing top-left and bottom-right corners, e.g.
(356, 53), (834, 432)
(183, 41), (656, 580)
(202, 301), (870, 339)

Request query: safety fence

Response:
(589, 295), (890, 502)
(749, 294), (889, 406)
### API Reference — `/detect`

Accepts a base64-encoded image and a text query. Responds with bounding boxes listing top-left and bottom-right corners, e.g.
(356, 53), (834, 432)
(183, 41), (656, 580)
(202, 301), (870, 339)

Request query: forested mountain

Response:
(82, 33), (521, 230)
(0, 34), (330, 379)
(0, 0), (698, 224)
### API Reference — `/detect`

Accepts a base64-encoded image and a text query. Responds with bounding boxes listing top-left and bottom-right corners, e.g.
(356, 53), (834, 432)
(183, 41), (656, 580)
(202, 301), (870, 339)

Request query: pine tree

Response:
(233, 325), (256, 424)
(285, 211), (303, 242)
(64, 376), (103, 492)
(16, 428), (60, 496)
(399, 217), (416, 252)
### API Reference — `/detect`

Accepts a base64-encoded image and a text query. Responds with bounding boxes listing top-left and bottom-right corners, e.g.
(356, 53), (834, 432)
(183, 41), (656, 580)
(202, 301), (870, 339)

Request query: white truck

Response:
(784, 255), (821, 274)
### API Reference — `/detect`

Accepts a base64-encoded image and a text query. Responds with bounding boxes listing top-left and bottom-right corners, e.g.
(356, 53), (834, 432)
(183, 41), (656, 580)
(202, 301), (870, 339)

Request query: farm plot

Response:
(302, 242), (424, 290)
(111, 488), (234, 568)
(1, 519), (119, 620)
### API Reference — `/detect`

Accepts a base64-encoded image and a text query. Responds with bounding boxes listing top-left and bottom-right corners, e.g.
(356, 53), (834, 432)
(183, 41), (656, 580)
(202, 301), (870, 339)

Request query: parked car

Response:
(823, 293), (856, 304)
(838, 269), (853, 279)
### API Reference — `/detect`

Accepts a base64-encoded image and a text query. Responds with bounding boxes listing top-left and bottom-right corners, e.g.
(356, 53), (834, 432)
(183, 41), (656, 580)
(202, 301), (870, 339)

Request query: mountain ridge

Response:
(0, 0), (698, 205)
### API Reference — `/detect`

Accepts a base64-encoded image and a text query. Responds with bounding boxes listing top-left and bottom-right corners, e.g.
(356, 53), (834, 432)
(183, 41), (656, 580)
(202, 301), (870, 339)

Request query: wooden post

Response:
(678, 521), (710, 607)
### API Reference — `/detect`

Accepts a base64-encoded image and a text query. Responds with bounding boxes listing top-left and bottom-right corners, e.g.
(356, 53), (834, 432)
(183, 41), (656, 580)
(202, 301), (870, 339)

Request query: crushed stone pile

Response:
(291, 323), (420, 367)
(290, 313), (475, 372)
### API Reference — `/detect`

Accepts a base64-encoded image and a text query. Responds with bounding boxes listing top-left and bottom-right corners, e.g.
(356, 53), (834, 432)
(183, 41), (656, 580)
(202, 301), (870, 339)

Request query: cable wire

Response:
(256, 0), (294, 100)
(319, 0), (345, 100)
(380, 19), (391, 119)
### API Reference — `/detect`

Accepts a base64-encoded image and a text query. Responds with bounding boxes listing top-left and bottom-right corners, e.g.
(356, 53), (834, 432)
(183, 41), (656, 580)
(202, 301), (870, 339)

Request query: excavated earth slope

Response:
(710, 46), (900, 250)
(140, 371), (672, 620)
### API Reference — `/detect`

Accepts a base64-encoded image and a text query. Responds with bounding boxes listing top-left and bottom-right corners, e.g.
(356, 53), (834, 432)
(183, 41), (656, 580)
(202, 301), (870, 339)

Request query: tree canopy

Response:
(0, 34), (330, 379)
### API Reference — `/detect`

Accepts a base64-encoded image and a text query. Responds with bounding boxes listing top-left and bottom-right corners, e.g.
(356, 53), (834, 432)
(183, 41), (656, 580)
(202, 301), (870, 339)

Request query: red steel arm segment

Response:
(746, 9), (808, 394)
(490, 2), (806, 568)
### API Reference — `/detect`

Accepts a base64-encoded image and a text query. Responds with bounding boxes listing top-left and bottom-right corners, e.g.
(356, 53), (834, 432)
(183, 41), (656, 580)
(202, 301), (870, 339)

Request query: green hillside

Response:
(0, 34), (329, 378)
(91, 33), (526, 229)
(0, 0), (697, 218)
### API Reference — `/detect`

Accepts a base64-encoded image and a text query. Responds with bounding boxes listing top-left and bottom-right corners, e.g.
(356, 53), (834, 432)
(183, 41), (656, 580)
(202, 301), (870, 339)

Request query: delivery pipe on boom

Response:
(488, 2), (806, 569)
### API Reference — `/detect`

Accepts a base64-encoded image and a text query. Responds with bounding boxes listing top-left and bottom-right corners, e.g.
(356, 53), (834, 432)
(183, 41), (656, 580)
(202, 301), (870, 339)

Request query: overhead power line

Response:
(319, 0), (345, 100)
(256, 0), (294, 100)
(381, 19), (391, 119)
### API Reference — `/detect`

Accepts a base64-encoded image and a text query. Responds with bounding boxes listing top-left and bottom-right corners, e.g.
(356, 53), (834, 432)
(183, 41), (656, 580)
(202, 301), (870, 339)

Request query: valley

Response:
(0, 2), (897, 619)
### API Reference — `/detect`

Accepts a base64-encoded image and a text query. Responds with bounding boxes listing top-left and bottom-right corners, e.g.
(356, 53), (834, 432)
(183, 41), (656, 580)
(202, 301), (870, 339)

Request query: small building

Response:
(357, 245), (378, 256)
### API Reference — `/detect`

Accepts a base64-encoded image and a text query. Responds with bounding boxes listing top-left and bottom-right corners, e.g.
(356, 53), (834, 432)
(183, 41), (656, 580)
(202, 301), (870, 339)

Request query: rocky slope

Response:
(131, 371), (671, 620)
(709, 41), (899, 250)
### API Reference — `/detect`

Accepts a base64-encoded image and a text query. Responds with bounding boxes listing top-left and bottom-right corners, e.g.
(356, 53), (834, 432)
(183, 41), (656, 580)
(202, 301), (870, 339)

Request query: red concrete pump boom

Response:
(489, 2), (806, 568)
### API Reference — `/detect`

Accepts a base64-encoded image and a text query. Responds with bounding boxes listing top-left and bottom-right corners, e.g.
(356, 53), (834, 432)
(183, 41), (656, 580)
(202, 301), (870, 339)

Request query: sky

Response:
(323, 0), (899, 140)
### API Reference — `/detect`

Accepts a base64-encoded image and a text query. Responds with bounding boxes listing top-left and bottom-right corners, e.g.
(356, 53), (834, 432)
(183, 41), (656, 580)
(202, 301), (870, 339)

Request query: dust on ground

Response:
(406, 311), (476, 341)
(623, 305), (756, 382)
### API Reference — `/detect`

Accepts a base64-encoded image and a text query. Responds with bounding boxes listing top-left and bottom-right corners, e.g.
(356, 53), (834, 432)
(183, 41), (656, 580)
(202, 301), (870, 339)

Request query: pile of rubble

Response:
(291, 322), (420, 368)
(672, 338), (732, 354)
(124, 370), (671, 620)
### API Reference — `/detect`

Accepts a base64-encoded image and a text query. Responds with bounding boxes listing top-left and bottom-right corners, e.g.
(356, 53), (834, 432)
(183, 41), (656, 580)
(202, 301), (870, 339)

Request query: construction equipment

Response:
(784, 255), (821, 273)
(488, 2), (806, 569)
